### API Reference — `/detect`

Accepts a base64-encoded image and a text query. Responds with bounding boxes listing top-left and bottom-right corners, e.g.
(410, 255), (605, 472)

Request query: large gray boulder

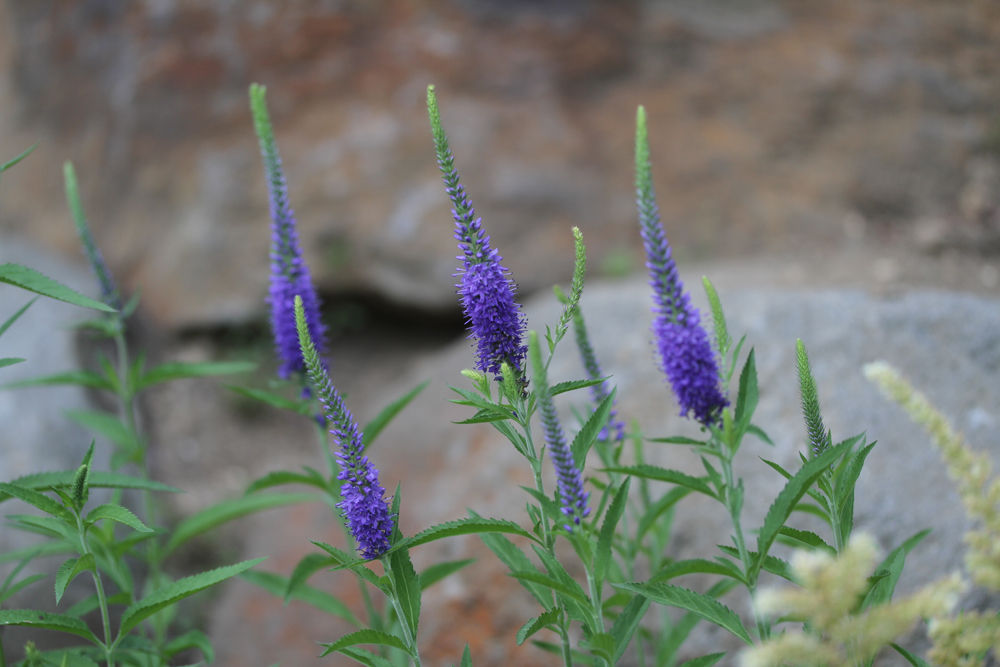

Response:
(206, 277), (999, 665)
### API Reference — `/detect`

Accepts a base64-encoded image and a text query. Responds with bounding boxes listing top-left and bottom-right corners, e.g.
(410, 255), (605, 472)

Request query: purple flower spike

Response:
(250, 84), (327, 380)
(636, 107), (727, 426)
(428, 87), (527, 379)
(295, 296), (394, 559)
(529, 332), (590, 531)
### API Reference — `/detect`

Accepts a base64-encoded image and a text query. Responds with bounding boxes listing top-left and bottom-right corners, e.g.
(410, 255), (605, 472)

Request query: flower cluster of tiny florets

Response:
(635, 108), (728, 426)
(743, 534), (964, 667)
(251, 84), (327, 380)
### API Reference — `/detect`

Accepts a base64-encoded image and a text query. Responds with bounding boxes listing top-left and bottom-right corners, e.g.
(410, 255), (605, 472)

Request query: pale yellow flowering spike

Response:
(864, 361), (1000, 591)
(744, 534), (963, 666)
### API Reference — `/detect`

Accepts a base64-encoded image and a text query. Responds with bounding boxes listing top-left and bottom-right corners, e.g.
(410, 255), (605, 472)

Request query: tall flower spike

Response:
(295, 296), (394, 559)
(64, 162), (121, 310)
(635, 106), (727, 426)
(796, 339), (830, 457)
(529, 331), (589, 531)
(572, 307), (626, 444)
(427, 85), (527, 379)
(250, 83), (327, 380)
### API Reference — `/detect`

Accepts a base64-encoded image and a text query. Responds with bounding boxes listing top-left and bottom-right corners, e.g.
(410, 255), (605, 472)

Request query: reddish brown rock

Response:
(1, 1), (998, 332)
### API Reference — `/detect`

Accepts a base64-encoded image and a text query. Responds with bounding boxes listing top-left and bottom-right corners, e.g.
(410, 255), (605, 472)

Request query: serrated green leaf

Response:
(240, 569), (359, 626)
(776, 527), (835, 553)
(164, 493), (313, 556)
(835, 440), (877, 540)
(0, 609), (98, 641)
(418, 558), (475, 591)
(162, 629), (214, 663)
(516, 607), (560, 645)
(734, 349), (758, 437)
(723, 546), (794, 581)
(226, 384), (313, 415)
(702, 276), (730, 357)
(0, 482), (71, 521)
(580, 631), (615, 661)
(649, 558), (745, 585)
(319, 629), (412, 657)
(5, 470), (180, 498)
(119, 558), (264, 635)
(65, 410), (139, 452)
(550, 378), (606, 397)
(0, 263), (114, 312)
(570, 389), (616, 471)
(382, 518), (537, 559)
(337, 647), (397, 667)
(0, 357), (25, 369)
(595, 478), (629, 585)
(86, 504), (153, 534)
(752, 440), (853, 582)
(4, 369), (114, 391)
(7, 514), (75, 541)
(245, 469), (327, 495)
(459, 644), (473, 667)
(54, 554), (95, 605)
(610, 593), (649, 662)
(602, 465), (715, 499)
(613, 582), (751, 644)
(361, 380), (428, 448)
(388, 544), (421, 642)
(136, 361), (255, 391)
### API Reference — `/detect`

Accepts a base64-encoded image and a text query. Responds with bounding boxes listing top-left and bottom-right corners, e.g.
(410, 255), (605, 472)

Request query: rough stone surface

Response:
(193, 275), (999, 665)
(1, 1), (999, 327)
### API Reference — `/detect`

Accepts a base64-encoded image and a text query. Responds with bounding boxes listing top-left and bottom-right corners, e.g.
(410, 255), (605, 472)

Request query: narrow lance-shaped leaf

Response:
(119, 558), (266, 636)
(613, 581), (752, 644)
(0, 263), (115, 312)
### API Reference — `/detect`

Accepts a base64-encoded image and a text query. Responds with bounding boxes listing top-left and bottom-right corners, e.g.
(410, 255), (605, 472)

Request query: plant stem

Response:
(76, 512), (115, 667)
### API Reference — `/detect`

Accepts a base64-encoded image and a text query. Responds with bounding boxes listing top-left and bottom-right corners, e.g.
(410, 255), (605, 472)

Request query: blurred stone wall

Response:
(1, 0), (998, 327)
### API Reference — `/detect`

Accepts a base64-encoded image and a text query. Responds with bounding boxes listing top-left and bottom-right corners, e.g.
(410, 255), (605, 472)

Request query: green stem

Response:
(557, 611), (574, 667)
(718, 429), (769, 641)
(76, 512), (115, 667)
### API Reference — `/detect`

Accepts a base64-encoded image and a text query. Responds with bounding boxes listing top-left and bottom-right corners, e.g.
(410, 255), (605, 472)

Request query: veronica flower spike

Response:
(64, 162), (121, 310)
(529, 331), (589, 531)
(250, 83), (327, 380)
(294, 296), (394, 559)
(427, 85), (527, 380)
(635, 107), (728, 426)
